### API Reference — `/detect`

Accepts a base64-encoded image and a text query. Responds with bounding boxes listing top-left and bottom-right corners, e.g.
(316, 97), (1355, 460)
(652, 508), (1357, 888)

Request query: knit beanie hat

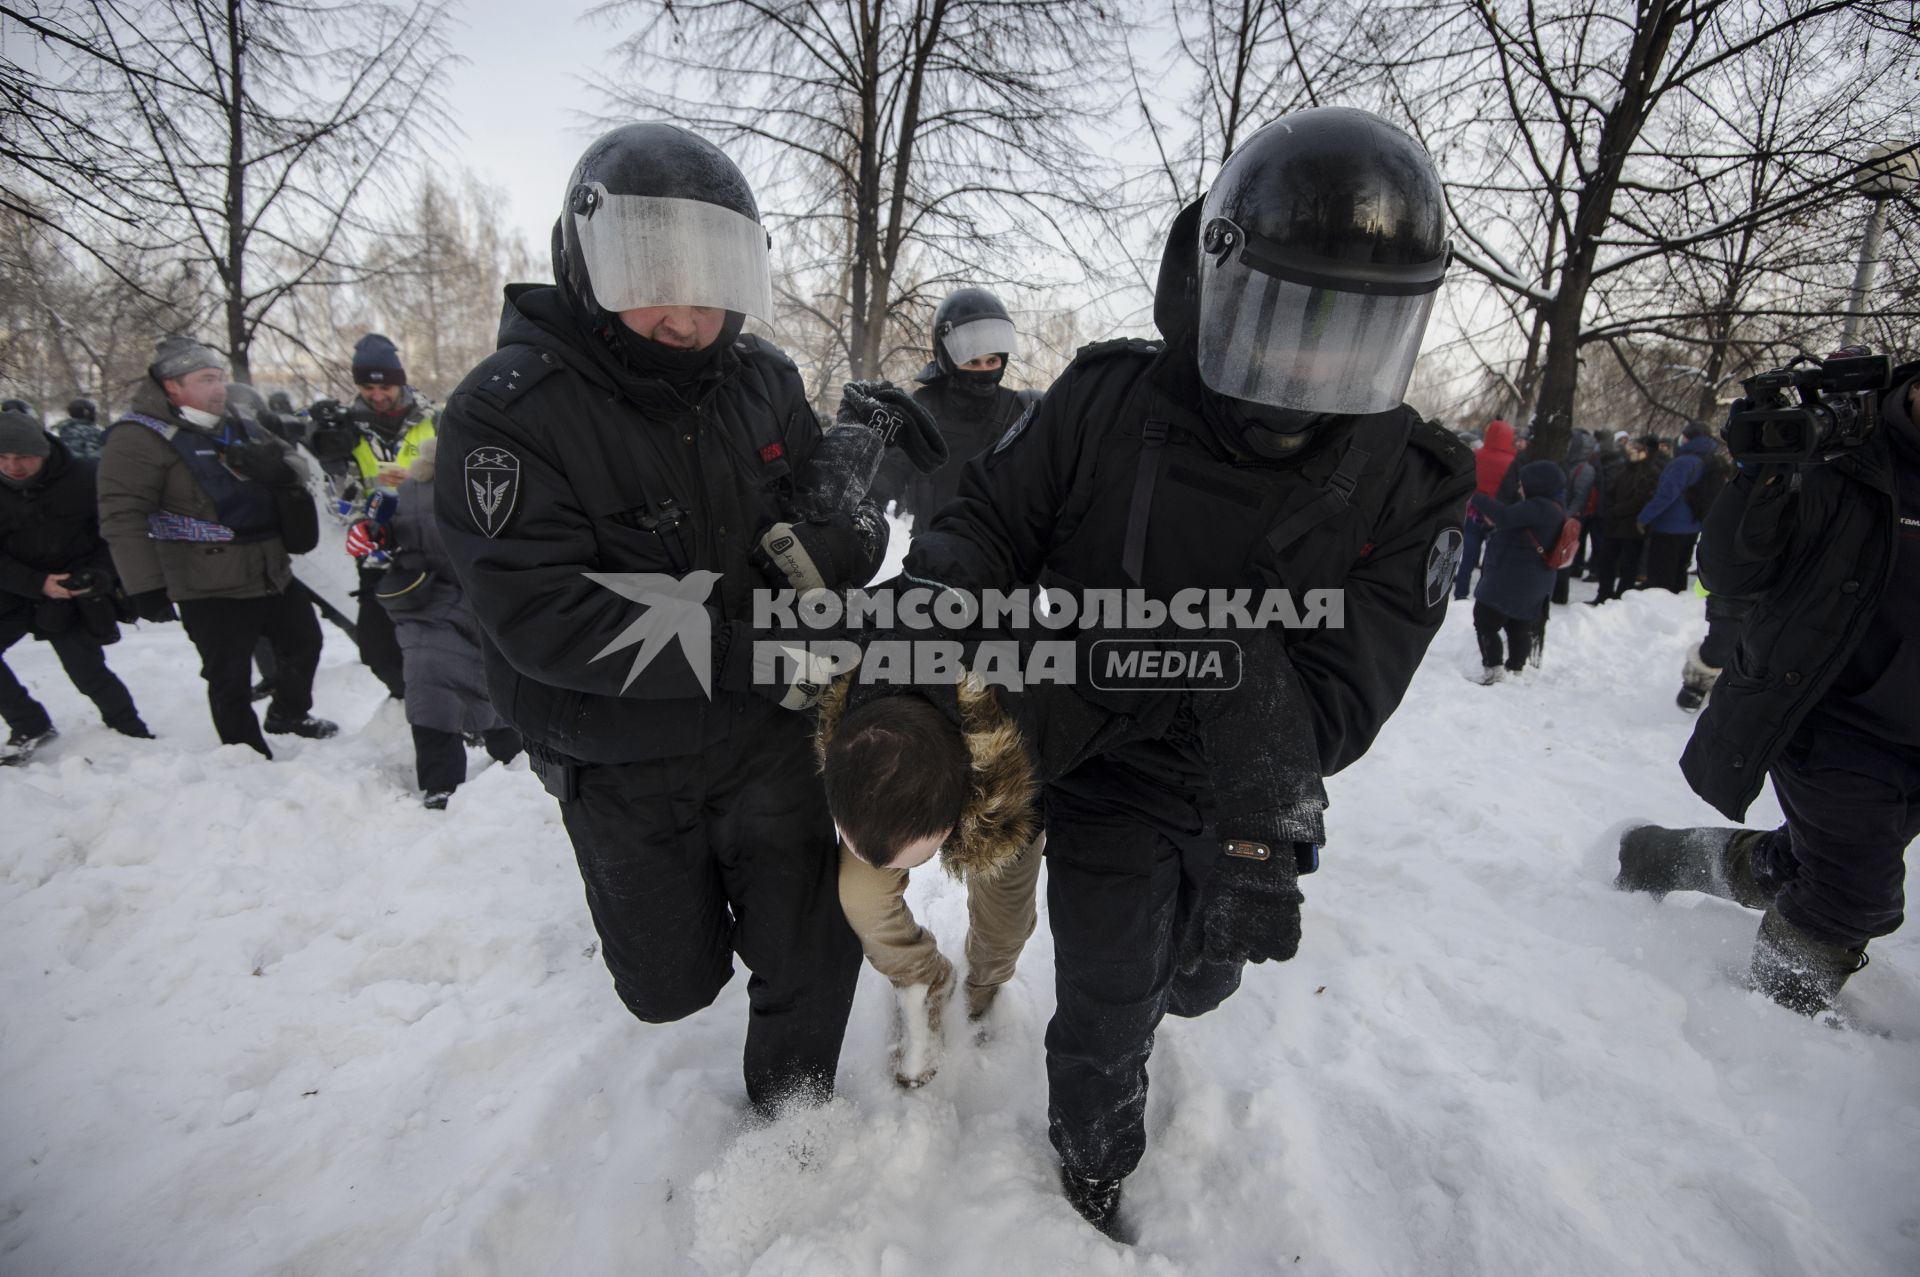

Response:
(0, 410), (52, 458)
(150, 335), (226, 384)
(352, 333), (406, 386)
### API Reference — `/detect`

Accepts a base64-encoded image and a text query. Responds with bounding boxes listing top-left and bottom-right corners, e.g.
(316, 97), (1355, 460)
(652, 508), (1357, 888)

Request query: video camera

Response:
(1725, 352), (1891, 465)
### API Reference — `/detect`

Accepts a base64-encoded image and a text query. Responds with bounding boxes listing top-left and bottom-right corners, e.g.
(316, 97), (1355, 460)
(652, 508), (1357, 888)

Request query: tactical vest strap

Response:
(1263, 442), (1371, 557)
(1121, 419), (1173, 586)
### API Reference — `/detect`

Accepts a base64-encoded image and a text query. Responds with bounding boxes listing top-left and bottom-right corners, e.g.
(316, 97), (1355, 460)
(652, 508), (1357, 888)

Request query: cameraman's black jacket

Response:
(1682, 368), (1920, 820)
(434, 284), (838, 764)
(0, 436), (120, 635)
(905, 338), (1474, 779)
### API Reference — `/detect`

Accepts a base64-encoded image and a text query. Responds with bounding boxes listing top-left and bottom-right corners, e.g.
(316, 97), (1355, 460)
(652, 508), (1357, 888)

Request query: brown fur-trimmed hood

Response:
(815, 676), (1041, 883)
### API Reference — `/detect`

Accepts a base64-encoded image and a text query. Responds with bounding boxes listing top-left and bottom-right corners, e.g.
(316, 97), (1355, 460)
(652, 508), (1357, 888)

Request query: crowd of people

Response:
(1451, 416), (1734, 685)
(2, 102), (1913, 1246)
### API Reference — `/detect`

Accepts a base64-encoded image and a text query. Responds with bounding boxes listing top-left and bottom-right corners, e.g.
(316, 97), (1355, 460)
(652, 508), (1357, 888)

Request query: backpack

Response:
(1528, 509), (1580, 569)
(1684, 449), (1732, 521)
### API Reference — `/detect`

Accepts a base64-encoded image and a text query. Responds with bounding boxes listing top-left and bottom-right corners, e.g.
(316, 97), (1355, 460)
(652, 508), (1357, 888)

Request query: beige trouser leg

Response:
(964, 833), (1045, 1015)
(838, 845), (953, 992)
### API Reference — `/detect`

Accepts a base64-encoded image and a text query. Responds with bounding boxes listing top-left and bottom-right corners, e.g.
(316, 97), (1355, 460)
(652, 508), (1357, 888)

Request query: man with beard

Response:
(903, 106), (1474, 1237)
(309, 334), (436, 698)
(434, 124), (881, 1115)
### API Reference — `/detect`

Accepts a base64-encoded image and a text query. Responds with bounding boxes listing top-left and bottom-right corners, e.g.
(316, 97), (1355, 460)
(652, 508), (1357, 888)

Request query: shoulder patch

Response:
(991, 400), (1039, 455)
(469, 347), (564, 409)
(1408, 416), (1475, 476)
(465, 447), (521, 537)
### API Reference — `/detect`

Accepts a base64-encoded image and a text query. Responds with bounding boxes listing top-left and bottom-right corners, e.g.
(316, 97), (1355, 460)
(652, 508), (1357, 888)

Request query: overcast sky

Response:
(438, 0), (617, 275)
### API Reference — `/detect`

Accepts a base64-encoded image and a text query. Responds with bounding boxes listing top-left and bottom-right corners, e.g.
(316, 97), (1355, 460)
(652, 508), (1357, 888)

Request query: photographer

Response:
(1620, 353), (1919, 1017)
(306, 334), (435, 699)
(97, 336), (337, 758)
(0, 410), (150, 762)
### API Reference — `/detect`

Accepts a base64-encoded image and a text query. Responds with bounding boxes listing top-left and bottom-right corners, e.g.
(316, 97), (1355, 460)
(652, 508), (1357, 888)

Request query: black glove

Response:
(308, 397), (345, 426)
(836, 381), (948, 474)
(130, 589), (177, 624)
(752, 510), (889, 594)
(1183, 841), (1306, 970)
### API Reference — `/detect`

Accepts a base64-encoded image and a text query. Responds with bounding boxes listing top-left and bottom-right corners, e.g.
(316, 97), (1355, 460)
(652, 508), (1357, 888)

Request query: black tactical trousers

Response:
(356, 563), (406, 698)
(556, 705), (860, 1112)
(177, 590), (322, 756)
(1757, 728), (1920, 949)
(0, 605), (140, 735)
(412, 724), (522, 794)
(1043, 760), (1243, 1183)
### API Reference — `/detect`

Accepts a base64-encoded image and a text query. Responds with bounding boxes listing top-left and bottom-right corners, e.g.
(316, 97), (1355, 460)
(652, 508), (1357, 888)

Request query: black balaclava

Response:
(946, 362), (1007, 397)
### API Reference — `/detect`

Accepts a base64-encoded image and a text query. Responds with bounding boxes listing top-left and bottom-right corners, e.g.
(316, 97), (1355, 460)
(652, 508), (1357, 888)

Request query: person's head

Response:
(555, 123), (771, 366)
(149, 335), (227, 416)
(267, 390), (295, 415)
(66, 398), (96, 423)
(823, 695), (969, 870)
(1518, 458), (1565, 501)
(351, 334), (407, 412)
(1624, 437), (1647, 462)
(0, 410), (51, 482)
(618, 305), (728, 351)
(1681, 419), (1710, 442)
(930, 287), (1017, 381)
(0, 398), (30, 417)
(1181, 106), (1447, 455)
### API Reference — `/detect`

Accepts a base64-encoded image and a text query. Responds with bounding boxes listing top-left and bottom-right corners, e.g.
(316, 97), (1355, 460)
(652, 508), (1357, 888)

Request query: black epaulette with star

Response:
(469, 347), (565, 410)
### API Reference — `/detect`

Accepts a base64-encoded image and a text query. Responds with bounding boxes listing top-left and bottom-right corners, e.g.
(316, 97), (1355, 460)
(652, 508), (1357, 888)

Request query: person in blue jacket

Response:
(1637, 421), (1722, 592)
(1468, 459), (1568, 681)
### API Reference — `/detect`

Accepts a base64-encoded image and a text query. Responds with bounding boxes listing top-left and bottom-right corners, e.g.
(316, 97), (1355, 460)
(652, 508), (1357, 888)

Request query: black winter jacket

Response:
(0, 437), (121, 637)
(1681, 369), (1920, 819)
(905, 338), (1474, 778)
(434, 284), (859, 764)
(1600, 457), (1663, 539)
(1468, 478), (1567, 621)
(872, 372), (1035, 523)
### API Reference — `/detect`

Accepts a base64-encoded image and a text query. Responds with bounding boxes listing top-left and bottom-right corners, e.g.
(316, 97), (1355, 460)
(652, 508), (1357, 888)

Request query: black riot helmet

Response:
(554, 123), (775, 334)
(67, 398), (96, 423)
(1195, 106), (1448, 419)
(929, 287), (1019, 377)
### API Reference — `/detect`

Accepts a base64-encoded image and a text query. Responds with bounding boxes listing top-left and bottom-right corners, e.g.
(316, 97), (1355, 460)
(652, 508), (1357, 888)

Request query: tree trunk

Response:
(1525, 2), (1684, 462)
(223, 0), (250, 382)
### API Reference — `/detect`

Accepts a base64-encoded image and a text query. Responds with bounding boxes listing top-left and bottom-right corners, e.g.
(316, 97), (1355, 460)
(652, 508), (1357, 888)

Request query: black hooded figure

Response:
(871, 287), (1039, 524)
(903, 106), (1475, 1236)
(432, 122), (870, 1115)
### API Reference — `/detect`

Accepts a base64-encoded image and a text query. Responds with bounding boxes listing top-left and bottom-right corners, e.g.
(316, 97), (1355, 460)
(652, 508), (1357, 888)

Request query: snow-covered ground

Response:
(4, 571), (1918, 1276)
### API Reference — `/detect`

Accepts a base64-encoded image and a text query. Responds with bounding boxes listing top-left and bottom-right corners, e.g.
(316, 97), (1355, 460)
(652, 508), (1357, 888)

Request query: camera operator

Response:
(0, 409), (151, 762)
(306, 334), (436, 699)
(1620, 351), (1919, 1017)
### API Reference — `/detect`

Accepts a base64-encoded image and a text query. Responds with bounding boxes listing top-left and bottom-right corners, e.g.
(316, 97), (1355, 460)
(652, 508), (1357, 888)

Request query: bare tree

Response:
(2, 0), (453, 381)
(1389, 0), (1918, 459)
(597, 0), (1123, 382)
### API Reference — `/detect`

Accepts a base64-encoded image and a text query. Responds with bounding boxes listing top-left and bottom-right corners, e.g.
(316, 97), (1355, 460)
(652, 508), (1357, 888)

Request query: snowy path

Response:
(3, 584), (1917, 1275)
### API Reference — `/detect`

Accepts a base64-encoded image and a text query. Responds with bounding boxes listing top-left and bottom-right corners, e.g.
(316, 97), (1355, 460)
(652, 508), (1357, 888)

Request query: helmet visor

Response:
(1196, 247), (1435, 414)
(941, 316), (1019, 367)
(573, 186), (775, 323)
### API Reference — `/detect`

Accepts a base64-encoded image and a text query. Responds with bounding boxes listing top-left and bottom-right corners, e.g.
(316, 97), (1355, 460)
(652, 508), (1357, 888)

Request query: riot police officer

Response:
(905, 106), (1474, 1236)
(434, 124), (877, 1113)
(872, 287), (1039, 524)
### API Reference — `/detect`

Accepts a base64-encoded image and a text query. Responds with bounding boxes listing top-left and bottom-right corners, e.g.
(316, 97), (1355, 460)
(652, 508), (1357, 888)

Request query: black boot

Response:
(1060, 1167), (1128, 1242)
(1615, 825), (1774, 908)
(264, 712), (339, 740)
(1750, 906), (1868, 1017)
(0, 725), (58, 766)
